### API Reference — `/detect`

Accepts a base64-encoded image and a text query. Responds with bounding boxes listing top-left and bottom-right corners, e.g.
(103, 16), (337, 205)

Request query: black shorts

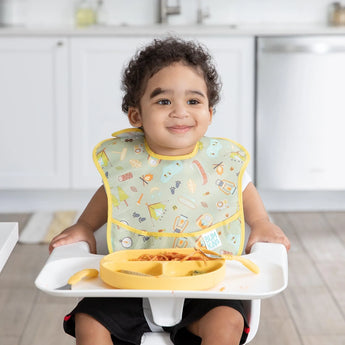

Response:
(63, 297), (249, 345)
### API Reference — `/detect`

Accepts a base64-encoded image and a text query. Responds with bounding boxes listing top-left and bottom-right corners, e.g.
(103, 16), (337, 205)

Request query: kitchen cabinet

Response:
(194, 36), (254, 173)
(70, 36), (255, 188)
(0, 37), (69, 188)
(70, 37), (153, 188)
(0, 34), (254, 190)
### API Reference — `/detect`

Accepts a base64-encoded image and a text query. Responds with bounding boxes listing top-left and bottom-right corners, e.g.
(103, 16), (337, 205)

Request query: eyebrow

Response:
(150, 88), (167, 99)
(149, 88), (206, 99)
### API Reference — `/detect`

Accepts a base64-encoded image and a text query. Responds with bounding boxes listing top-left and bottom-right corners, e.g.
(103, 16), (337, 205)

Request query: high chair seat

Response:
(36, 225), (288, 345)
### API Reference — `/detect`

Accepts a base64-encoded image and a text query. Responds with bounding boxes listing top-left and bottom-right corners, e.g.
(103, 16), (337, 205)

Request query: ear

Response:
(128, 107), (142, 127)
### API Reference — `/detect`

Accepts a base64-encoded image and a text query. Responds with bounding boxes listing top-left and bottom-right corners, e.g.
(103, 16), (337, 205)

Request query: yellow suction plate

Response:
(100, 248), (226, 290)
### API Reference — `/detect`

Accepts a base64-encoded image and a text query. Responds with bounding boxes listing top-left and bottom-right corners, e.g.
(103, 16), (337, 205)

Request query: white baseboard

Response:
(0, 190), (95, 213)
(259, 190), (345, 212)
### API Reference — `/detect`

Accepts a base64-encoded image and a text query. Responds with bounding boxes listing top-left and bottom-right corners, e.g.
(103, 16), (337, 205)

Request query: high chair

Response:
(36, 224), (288, 345)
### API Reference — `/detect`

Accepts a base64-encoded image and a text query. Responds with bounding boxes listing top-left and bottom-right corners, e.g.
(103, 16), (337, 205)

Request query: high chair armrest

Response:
(250, 241), (287, 259)
(250, 242), (288, 282)
(48, 241), (91, 262)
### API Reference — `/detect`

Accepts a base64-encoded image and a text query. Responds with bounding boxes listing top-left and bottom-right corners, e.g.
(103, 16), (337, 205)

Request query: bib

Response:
(93, 128), (250, 255)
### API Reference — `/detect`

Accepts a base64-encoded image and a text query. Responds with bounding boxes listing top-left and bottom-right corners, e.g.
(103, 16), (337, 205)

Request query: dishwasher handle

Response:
(261, 43), (345, 54)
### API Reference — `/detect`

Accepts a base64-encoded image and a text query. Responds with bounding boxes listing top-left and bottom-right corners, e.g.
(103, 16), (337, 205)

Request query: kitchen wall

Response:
(0, 0), (339, 27)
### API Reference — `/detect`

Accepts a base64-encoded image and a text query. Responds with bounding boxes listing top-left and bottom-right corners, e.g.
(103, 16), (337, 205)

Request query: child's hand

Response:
(49, 221), (97, 254)
(245, 219), (290, 254)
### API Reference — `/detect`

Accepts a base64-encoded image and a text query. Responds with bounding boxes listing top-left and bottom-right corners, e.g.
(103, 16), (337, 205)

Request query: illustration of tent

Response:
(96, 149), (110, 167)
(117, 187), (129, 206)
(147, 202), (166, 220)
(111, 194), (120, 208)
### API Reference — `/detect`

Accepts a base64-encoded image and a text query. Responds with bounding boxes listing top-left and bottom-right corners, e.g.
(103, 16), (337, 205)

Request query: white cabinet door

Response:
(0, 37), (69, 188)
(196, 37), (255, 176)
(70, 36), (254, 188)
(70, 37), (152, 188)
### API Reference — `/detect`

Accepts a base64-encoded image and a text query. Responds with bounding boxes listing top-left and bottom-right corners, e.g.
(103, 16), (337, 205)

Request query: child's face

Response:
(128, 62), (213, 156)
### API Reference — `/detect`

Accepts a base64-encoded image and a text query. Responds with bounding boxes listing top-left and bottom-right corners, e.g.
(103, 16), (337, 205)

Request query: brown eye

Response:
(158, 99), (171, 105)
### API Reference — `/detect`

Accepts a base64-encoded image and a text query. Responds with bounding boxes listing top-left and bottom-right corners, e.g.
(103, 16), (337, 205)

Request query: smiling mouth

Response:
(167, 125), (193, 134)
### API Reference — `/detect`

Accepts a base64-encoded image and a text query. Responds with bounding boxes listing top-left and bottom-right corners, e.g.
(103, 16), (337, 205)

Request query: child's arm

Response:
(49, 185), (108, 254)
(243, 182), (290, 254)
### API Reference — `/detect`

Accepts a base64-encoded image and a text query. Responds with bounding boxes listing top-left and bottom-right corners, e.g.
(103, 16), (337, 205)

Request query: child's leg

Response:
(75, 313), (113, 345)
(187, 306), (244, 345)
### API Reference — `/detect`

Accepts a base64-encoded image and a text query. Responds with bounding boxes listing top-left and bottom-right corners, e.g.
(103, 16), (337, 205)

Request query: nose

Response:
(169, 102), (188, 118)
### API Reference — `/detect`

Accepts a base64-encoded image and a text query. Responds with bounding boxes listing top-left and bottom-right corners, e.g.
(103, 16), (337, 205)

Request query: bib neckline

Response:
(143, 138), (199, 161)
(112, 127), (200, 161)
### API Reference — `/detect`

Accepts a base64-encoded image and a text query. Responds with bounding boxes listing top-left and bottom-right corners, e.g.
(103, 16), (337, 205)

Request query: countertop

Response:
(1, 23), (345, 37)
(0, 223), (18, 272)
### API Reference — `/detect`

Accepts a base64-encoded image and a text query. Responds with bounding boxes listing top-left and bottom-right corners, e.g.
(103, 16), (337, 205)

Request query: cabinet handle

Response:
(57, 41), (64, 47)
(262, 43), (345, 54)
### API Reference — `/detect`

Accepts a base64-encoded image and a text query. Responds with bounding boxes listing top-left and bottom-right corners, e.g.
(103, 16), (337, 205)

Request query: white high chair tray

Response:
(35, 242), (288, 300)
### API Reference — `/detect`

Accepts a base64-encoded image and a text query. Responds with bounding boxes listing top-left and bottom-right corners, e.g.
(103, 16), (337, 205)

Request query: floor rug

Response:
(19, 210), (81, 244)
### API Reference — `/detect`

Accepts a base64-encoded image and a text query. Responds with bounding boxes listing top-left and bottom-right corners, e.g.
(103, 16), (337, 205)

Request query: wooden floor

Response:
(0, 212), (345, 345)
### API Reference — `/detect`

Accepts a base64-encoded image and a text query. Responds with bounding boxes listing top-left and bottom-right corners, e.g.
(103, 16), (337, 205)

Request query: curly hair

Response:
(121, 37), (221, 113)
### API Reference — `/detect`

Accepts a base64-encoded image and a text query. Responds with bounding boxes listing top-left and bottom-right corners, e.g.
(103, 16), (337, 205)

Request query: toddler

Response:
(50, 37), (290, 345)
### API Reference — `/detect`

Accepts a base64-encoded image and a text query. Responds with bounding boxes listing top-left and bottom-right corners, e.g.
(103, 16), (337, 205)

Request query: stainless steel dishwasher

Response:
(256, 36), (345, 191)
